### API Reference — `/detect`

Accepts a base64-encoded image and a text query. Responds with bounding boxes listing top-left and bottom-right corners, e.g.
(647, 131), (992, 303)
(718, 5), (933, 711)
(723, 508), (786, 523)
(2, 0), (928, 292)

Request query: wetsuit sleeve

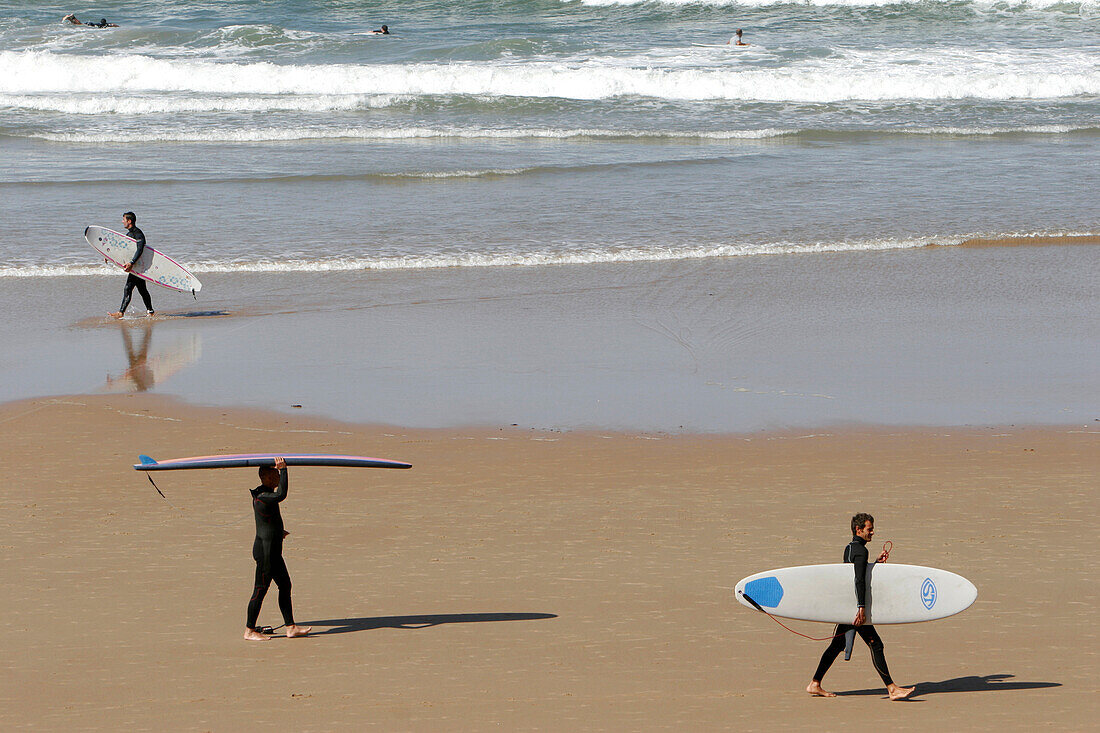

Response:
(129, 228), (146, 267)
(253, 468), (288, 503)
(851, 543), (869, 607)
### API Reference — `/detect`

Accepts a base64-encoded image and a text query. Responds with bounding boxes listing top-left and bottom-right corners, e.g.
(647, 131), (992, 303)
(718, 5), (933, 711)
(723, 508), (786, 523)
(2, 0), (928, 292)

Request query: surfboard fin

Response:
(138, 455), (157, 465)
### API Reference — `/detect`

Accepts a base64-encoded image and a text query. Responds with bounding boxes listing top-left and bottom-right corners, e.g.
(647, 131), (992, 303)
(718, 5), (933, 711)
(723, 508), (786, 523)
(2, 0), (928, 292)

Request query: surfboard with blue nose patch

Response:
(734, 563), (976, 624)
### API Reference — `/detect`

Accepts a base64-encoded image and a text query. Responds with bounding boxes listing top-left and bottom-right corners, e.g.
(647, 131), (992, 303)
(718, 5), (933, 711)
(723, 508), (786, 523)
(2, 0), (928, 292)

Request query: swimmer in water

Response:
(729, 28), (749, 46)
(63, 14), (119, 28)
(370, 24), (390, 35)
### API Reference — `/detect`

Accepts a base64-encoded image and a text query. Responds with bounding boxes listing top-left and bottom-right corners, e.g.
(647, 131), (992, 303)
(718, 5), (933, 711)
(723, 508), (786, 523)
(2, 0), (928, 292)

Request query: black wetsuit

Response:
(246, 468), (296, 630)
(811, 535), (895, 686)
(118, 225), (154, 314)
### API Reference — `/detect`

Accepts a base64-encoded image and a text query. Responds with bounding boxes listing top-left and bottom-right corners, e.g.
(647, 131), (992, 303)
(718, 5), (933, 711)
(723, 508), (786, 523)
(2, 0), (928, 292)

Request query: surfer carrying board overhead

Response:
(108, 212), (154, 319)
(806, 513), (914, 700)
(244, 457), (312, 641)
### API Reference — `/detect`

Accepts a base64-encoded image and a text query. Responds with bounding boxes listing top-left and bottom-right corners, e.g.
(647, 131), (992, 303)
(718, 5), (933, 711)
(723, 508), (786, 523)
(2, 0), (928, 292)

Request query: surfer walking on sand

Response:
(245, 457), (311, 640)
(806, 513), (914, 700)
(108, 211), (154, 319)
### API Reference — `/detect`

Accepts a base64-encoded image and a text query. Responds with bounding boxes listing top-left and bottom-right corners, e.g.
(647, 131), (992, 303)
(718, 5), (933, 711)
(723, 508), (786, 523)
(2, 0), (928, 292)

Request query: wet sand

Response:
(1, 394), (1095, 730)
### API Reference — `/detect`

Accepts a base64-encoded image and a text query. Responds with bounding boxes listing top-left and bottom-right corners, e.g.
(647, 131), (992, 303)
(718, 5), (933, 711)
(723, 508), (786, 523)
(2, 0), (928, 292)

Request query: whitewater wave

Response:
(0, 92), (409, 115)
(3, 232), (1093, 278)
(16, 124), (1095, 144)
(23, 126), (796, 143)
(2, 50), (1096, 103)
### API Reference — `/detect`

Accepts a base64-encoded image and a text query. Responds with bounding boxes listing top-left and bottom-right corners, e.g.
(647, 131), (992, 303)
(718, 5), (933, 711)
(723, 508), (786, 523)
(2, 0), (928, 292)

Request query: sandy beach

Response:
(2, 394), (1095, 730)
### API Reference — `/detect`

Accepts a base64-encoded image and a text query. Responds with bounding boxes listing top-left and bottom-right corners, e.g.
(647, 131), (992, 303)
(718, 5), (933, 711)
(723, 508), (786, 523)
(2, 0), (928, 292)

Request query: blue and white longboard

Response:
(735, 563), (977, 625)
(135, 453), (412, 471)
(86, 225), (202, 294)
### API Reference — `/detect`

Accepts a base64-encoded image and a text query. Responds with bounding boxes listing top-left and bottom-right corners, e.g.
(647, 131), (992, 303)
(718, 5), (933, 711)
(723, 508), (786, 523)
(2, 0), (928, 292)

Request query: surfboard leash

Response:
(738, 590), (843, 641)
(146, 473), (172, 504)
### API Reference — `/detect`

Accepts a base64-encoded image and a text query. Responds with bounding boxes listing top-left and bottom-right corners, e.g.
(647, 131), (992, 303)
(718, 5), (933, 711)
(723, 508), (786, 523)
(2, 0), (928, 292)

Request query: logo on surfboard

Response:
(921, 577), (937, 609)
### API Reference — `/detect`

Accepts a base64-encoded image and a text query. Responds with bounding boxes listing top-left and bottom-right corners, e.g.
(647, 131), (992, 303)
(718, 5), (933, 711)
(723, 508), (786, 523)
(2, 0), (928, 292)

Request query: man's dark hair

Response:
(123, 211), (136, 223)
(258, 465), (278, 480)
(851, 512), (874, 534)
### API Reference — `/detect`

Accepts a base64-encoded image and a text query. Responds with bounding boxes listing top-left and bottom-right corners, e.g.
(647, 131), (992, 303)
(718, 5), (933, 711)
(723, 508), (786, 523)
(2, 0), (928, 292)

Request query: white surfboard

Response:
(735, 563), (977, 624)
(85, 226), (202, 294)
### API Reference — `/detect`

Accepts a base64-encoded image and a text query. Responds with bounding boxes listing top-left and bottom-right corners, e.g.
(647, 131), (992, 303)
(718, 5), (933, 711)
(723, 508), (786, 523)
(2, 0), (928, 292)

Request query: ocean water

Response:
(0, 1), (1097, 429)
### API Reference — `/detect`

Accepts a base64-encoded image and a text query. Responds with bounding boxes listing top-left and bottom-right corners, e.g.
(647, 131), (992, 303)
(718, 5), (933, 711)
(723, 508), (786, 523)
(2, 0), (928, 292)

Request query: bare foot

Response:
(285, 625), (312, 638)
(806, 681), (836, 697)
(109, 312), (124, 319)
(888, 684), (914, 700)
(243, 628), (270, 641)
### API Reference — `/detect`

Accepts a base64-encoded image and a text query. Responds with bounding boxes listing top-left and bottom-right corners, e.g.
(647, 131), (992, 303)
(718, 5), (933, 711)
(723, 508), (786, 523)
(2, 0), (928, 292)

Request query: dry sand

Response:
(1, 394), (1096, 730)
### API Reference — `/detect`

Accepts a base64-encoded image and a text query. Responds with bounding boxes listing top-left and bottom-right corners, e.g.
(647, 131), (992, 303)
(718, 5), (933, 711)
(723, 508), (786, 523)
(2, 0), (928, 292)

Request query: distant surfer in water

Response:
(63, 14), (119, 28)
(729, 28), (749, 46)
(370, 24), (390, 35)
(244, 457), (312, 641)
(109, 212), (154, 319)
(806, 513), (914, 700)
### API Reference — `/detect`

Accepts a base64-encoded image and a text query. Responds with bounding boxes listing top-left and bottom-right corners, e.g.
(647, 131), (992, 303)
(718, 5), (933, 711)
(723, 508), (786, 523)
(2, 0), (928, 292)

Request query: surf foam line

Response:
(19, 124), (1099, 145)
(4, 232), (1093, 279)
(24, 127), (798, 144)
(3, 50), (1097, 103)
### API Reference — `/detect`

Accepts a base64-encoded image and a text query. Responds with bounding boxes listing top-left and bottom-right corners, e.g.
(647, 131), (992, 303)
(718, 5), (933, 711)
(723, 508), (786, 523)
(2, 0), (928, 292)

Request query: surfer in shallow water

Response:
(244, 457), (312, 641)
(806, 513), (914, 700)
(109, 211), (154, 319)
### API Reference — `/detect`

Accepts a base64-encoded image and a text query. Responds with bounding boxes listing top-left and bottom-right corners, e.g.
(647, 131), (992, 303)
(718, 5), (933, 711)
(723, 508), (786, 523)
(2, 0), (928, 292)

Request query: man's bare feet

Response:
(806, 681), (836, 697)
(109, 312), (124, 319)
(887, 684), (914, 700)
(243, 628), (270, 641)
(285, 625), (311, 638)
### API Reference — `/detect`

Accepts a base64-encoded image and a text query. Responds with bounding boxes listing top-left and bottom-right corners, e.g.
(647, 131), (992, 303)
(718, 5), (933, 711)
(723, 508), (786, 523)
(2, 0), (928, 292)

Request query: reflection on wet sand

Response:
(102, 323), (202, 393)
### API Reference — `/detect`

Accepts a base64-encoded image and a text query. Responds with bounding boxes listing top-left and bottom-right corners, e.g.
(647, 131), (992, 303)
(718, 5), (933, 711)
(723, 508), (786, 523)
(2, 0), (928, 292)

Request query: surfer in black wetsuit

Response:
(806, 513), (914, 700)
(109, 212), (155, 319)
(63, 14), (119, 27)
(244, 457), (312, 641)
(370, 24), (390, 35)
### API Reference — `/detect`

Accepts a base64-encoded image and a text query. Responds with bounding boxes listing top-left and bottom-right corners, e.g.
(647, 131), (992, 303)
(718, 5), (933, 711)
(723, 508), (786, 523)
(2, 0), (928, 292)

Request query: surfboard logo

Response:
(921, 577), (937, 609)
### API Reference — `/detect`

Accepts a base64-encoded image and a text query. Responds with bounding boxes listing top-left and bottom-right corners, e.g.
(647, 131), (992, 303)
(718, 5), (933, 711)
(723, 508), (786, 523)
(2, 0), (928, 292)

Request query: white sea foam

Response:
(24, 124), (1093, 144)
(2, 50), (1096, 103)
(5, 230), (1092, 279)
(0, 93), (408, 115)
(0, 236), (958, 279)
(28, 126), (796, 143)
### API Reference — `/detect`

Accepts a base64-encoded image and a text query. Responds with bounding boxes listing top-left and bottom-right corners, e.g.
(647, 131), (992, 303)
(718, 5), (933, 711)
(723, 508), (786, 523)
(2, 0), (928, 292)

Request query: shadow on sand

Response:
(840, 674), (1062, 700)
(303, 612), (558, 635)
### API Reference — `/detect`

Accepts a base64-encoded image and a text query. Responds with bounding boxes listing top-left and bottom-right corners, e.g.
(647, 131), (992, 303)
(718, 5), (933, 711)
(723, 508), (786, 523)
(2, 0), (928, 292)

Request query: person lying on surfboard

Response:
(63, 14), (119, 27)
(109, 211), (154, 319)
(244, 457), (312, 641)
(806, 513), (914, 700)
(370, 24), (390, 35)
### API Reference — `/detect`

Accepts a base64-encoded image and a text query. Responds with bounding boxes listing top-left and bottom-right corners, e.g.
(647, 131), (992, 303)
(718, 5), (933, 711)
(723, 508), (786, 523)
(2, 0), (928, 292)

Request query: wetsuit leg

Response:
(268, 554), (295, 626)
(812, 624), (849, 682)
(246, 537), (273, 629)
(134, 277), (153, 312)
(856, 625), (894, 687)
(118, 274), (141, 314)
